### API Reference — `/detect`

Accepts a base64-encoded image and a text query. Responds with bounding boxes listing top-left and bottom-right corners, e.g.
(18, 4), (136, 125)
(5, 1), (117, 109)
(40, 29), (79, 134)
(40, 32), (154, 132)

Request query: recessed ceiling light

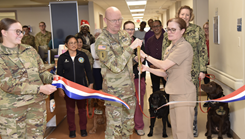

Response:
(132, 14), (144, 16)
(133, 17), (143, 19)
(130, 9), (145, 12)
(126, 1), (147, 6)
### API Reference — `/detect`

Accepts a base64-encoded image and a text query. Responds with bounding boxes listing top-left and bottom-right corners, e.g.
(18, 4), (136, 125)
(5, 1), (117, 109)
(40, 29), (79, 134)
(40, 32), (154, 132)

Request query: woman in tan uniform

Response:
(140, 18), (196, 139)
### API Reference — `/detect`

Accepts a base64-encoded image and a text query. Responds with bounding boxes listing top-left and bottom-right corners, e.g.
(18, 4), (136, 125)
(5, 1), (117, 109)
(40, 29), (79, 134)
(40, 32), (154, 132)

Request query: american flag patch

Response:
(98, 45), (106, 50)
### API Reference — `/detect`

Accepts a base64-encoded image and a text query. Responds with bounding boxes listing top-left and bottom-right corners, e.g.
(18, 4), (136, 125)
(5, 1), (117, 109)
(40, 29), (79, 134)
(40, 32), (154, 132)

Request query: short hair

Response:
(0, 18), (19, 37)
(176, 5), (195, 21)
(140, 21), (146, 25)
(65, 35), (76, 44)
(203, 21), (209, 29)
(39, 22), (46, 26)
(167, 18), (187, 34)
(153, 20), (162, 26)
(123, 21), (135, 29)
(22, 25), (29, 28)
(76, 36), (84, 44)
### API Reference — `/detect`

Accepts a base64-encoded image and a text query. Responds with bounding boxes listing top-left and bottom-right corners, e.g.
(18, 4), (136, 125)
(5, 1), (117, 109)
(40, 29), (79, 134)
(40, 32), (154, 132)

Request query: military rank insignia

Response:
(98, 45), (106, 50)
(99, 51), (106, 60)
(78, 57), (84, 63)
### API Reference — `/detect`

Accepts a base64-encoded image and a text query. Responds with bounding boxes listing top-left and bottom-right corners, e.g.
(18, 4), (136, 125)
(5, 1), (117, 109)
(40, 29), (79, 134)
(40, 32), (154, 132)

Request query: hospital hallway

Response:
(45, 72), (233, 139)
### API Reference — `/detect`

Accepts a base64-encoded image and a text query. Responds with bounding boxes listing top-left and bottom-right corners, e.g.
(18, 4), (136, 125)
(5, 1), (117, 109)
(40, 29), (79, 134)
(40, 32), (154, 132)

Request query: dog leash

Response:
(86, 99), (95, 119)
(199, 74), (215, 113)
(135, 87), (156, 118)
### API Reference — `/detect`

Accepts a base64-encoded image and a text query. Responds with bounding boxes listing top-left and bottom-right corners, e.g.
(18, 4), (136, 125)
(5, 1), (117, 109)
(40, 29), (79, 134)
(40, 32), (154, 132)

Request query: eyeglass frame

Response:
(68, 42), (77, 45)
(8, 29), (24, 36)
(105, 17), (123, 23)
(166, 28), (180, 33)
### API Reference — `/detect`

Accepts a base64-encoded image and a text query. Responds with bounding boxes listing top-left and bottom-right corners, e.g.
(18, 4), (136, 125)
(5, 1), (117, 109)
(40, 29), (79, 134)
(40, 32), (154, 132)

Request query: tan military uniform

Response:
(0, 44), (53, 139)
(164, 37), (196, 139)
(35, 31), (52, 52)
(95, 28), (136, 139)
(21, 34), (35, 48)
(162, 23), (208, 136)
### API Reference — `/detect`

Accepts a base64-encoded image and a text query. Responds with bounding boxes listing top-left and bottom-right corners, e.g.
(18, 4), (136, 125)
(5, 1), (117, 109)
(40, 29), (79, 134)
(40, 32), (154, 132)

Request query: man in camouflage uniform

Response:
(0, 43), (56, 139)
(162, 22), (208, 137)
(95, 7), (142, 139)
(21, 25), (35, 47)
(35, 22), (51, 52)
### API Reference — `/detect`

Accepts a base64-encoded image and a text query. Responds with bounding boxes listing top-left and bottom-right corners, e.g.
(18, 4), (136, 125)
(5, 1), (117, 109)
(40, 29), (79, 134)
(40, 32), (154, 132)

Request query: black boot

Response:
(69, 130), (76, 138)
(81, 130), (87, 137)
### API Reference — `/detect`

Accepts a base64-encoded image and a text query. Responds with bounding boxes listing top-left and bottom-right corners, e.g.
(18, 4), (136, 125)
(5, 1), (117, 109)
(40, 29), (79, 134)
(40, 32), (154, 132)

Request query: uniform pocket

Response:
(0, 116), (17, 136)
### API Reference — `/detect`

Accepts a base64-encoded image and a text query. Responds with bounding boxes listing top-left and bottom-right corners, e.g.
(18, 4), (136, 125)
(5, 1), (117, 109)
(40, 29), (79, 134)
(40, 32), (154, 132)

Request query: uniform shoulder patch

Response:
(98, 45), (106, 50)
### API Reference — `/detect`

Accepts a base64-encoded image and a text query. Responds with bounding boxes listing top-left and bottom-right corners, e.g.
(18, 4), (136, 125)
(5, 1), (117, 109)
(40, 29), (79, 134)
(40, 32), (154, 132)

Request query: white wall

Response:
(1, 5), (89, 36)
(93, 2), (106, 30)
(181, 0), (193, 7)
(169, 4), (176, 19)
(209, 0), (245, 138)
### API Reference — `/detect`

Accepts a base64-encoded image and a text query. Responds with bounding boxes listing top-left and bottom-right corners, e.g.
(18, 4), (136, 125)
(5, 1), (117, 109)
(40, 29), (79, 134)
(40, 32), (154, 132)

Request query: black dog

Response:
(201, 81), (232, 139)
(148, 90), (171, 138)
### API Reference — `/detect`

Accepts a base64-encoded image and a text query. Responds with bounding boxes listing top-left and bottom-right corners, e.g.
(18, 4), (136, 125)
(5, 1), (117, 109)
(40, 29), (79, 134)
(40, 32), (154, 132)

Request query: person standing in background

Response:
(0, 18), (57, 139)
(124, 21), (146, 136)
(95, 7), (142, 139)
(90, 29), (103, 90)
(134, 21), (146, 41)
(35, 22), (51, 52)
(162, 5), (208, 137)
(57, 35), (93, 138)
(75, 20), (95, 52)
(21, 25), (35, 47)
(77, 36), (93, 69)
(144, 19), (154, 45)
(145, 20), (166, 93)
(203, 21), (210, 84)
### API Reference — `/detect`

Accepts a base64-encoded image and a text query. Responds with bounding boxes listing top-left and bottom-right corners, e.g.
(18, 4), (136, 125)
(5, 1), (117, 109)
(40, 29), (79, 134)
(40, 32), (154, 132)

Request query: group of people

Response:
(0, 4), (210, 139)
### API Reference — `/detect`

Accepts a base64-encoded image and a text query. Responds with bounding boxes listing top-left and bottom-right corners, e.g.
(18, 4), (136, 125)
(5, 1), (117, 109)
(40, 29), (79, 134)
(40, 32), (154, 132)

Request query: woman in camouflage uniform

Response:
(162, 5), (208, 137)
(0, 18), (57, 139)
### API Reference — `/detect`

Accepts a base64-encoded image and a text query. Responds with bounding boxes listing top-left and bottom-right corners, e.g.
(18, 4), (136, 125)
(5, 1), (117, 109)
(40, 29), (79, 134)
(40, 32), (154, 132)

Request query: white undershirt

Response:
(71, 56), (75, 61)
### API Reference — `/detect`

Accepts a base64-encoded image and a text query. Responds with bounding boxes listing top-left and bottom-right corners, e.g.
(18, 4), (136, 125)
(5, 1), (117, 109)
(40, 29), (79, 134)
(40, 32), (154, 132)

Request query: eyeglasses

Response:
(153, 25), (161, 28)
(125, 28), (135, 31)
(166, 28), (178, 33)
(106, 18), (123, 23)
(68, 42), (77, 45)
(9, 29), (24, 36)
(204, 28), (209, 30)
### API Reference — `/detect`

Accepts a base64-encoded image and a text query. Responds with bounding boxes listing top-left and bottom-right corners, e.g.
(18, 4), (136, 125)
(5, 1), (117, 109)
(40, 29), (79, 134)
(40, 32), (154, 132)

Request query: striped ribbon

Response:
(52, 76), (130, 109)
(156, 85), (245, 111)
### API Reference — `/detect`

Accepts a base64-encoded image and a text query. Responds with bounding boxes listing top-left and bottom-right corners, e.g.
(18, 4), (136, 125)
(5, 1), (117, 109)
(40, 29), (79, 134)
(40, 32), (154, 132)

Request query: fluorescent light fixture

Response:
(130, 9), (145, 12)
(126, 1), (147, 6)
(132, 14), (144, 16)
(133, 17), (143, 19)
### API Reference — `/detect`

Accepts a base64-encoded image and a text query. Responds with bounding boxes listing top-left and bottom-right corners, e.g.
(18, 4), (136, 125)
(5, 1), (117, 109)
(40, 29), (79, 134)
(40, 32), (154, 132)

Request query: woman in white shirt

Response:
(90, 29), (102, 90)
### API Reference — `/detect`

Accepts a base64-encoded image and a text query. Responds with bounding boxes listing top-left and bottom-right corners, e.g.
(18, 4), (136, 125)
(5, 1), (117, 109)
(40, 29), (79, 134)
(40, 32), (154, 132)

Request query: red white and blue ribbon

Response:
(52, 77), (130, 109)
(156, 85), (245, 111)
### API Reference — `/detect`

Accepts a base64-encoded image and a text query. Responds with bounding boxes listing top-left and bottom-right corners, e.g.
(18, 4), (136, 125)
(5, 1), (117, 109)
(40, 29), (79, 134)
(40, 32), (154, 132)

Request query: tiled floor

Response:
(46, 72), (233, 139)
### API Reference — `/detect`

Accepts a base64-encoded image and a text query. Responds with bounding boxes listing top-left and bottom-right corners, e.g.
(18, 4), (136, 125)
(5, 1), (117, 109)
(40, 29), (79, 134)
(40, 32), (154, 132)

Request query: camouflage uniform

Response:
(95, 28), (136, 139)
(0, 44), (53, 139)
(35, 31), (52, 52)
(162, 23), (208, 135)
(21, 34), (35, 48)
(78, 48), (94, 69)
